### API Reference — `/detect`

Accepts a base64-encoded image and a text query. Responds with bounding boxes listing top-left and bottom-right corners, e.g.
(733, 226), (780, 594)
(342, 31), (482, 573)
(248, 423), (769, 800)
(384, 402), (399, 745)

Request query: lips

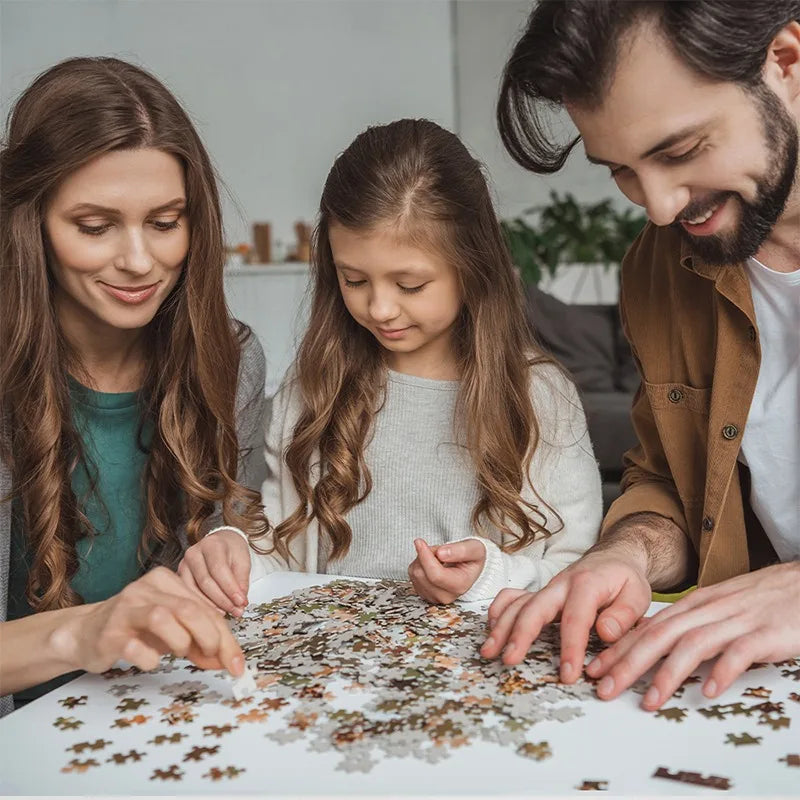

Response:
(679, 197), (729, 236)
(99, 281), (160, 304)
(376, 326), (412, 340)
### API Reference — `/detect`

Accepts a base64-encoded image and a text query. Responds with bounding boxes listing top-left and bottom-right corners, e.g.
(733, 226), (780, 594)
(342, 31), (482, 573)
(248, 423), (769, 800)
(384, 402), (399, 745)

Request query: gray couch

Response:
(524, 283), (639, 512)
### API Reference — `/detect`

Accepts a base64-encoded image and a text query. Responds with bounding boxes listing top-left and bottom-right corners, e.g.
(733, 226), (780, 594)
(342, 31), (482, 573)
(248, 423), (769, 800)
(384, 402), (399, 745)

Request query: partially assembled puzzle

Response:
(7, 578), (797, 793)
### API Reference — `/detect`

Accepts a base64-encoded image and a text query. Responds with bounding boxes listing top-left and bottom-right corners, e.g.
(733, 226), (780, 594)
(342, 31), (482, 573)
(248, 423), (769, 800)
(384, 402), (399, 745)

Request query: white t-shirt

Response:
(739, 257), (800, 562)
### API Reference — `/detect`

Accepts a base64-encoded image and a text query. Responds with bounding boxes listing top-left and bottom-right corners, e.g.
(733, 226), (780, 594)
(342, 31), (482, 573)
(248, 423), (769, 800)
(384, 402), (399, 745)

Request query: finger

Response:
(121, 636), (165, 672)
(704, 631), (770, 700)
(182, 548), (241, 614)
(409, 560), (452, 604)
(641, 617), (743, 710)
(593, 575), (651, 645)
(436, 539), (485, 565)
(148, 565), (224, 615)
(499, 585), (567, 665)
(558, 584), (605, 683)
(487, 588), (529, 629)
(230, 545), (252, 599)
(204, 555), (248, 614)
(140, 604), (193, 658)
(414, 539), (460, 591)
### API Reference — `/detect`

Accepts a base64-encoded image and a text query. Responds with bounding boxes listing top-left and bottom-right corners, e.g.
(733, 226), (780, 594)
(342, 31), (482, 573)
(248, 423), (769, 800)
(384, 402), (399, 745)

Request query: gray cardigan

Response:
(0, 332), (266, 716)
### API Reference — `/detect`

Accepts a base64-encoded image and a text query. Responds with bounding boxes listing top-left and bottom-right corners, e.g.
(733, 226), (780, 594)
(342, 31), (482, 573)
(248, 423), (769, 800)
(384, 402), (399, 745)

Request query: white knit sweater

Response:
(250, 363), (602, 601)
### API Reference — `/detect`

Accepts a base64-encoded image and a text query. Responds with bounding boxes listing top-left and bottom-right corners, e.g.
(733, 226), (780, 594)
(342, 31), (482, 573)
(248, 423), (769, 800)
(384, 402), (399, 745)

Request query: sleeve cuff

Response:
(456, 537), (508, 602)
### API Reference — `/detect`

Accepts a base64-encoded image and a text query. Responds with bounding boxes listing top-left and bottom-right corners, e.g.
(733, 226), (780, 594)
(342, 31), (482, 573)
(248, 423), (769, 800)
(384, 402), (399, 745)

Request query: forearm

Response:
(594, 512), (696, 592)
(0, 604), (93, 695)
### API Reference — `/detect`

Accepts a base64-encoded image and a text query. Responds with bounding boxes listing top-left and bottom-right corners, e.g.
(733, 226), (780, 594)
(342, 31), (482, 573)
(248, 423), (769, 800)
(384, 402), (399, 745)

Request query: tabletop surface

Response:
(0, 571), (797, 796)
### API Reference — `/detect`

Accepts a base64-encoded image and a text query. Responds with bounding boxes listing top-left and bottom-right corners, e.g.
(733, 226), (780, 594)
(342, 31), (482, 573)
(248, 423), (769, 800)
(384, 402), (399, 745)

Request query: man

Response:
(481, 0), (800, 710)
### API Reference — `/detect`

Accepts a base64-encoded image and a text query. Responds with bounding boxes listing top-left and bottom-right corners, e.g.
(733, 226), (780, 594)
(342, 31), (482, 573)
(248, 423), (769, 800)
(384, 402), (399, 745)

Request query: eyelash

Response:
(77, 219), (182, 236)
(609, 141), (705, 178)
(663, 141), (704, 164)
(343, 278), (426, 294)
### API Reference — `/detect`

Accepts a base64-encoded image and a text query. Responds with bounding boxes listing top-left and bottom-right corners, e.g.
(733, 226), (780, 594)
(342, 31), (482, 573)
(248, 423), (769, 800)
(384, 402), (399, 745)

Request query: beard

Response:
(673, 84), (798, 265)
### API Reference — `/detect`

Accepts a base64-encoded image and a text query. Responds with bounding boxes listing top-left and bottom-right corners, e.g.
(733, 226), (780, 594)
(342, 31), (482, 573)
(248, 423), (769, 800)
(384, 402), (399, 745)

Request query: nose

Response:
(368, 286), (400, 324)
(629, 170), (690, 227)
(117, 227), (155, 275)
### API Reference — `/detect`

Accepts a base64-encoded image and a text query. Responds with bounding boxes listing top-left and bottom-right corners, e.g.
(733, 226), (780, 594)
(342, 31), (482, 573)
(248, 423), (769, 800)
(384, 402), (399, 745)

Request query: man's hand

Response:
(480, 545), (652, 683)
(585, 560), (800, 709)
(408, 538), (486, 604)
(178, 529), (252, 616)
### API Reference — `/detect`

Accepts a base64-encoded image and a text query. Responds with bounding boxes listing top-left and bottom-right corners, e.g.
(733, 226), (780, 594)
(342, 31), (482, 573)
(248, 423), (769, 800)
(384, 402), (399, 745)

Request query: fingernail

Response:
(586, 659), (600, 677)
(484, 636), (495, 649)
(597, 675), (615, 698)
(704, 679), (717, 697)
(603, 618), (621, 638)
(561, 662), (574, 681)
(232, 654), (244, 674)
(439, 547), (450, 559)
(643, 686), (660, 707)
(234, 594), (246, 607)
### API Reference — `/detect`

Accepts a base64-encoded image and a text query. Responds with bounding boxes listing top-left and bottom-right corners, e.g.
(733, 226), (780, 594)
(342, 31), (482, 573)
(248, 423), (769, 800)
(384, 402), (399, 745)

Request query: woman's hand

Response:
(408, 538), (486, 604)
(178, 528), (252, 615)
(51, 567), (245, 678)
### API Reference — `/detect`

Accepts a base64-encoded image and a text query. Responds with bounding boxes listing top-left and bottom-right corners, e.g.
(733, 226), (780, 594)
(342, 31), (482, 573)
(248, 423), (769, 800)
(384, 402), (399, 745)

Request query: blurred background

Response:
(1, 0), (643, 505)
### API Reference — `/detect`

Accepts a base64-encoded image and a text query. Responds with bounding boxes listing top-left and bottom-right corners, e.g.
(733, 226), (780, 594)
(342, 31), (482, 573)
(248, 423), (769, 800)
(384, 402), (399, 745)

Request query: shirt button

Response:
(668, 388), (683, 403)
(747, 325), (756, 342)
(702, 516), (714, 532)
(722, 424), (739, 440)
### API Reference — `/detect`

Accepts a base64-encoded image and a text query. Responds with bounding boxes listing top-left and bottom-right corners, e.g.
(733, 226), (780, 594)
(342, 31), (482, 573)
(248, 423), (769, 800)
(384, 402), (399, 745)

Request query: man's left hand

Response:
(586, 561), (800, 710)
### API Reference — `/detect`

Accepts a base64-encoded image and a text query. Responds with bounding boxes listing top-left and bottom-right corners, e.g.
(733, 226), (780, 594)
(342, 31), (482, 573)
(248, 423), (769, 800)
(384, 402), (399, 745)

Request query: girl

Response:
(0, 57), (268, 714)
(181, 119), (601, 607)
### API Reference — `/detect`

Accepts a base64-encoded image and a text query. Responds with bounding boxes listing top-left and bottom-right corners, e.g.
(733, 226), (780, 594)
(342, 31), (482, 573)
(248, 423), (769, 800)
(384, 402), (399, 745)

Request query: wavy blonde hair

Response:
(272, 119), (559, 562)
(0, 57), (267, 611)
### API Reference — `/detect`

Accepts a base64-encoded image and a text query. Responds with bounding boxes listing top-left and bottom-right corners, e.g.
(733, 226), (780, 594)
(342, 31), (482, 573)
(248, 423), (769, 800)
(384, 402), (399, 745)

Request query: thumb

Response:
(595, 578), (649, 642)
(436, 539), (486, 565)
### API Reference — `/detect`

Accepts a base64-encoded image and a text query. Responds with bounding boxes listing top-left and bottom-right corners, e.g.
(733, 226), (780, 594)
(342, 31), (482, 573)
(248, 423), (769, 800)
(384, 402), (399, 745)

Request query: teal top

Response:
(8, 378), (152, 704)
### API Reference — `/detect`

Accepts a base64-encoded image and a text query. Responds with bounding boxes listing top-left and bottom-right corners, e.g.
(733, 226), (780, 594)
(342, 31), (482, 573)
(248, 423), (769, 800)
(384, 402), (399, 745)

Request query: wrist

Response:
(596, 512), (694, 589)
(47, 602), (98, 673)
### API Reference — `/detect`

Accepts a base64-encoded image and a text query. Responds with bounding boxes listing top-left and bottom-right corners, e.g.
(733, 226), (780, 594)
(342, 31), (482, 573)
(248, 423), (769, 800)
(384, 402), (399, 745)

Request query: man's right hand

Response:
(480, 546), (652, 684)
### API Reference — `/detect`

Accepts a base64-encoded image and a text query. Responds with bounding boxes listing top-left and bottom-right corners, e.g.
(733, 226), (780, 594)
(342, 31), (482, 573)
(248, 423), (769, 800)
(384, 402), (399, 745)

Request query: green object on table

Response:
(652, 586), (696, 603)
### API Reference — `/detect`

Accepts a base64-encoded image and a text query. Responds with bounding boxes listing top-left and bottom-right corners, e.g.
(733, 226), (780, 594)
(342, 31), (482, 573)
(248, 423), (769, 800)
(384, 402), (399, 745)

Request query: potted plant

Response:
(500, 191), (647, 286)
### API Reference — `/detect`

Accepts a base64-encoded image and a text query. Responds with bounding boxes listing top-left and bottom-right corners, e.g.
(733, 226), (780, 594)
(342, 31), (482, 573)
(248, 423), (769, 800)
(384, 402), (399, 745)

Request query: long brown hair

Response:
(0, 57), (267, 611)
(273, 118), (557, 562)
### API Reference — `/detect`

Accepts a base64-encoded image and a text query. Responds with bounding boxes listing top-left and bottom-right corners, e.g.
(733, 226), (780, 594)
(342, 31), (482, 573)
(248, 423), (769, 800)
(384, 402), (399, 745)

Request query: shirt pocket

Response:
(644, 381), (711, 508)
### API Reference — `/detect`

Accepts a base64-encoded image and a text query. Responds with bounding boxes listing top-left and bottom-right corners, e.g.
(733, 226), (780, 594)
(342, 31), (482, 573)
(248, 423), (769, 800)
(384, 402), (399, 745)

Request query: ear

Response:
(763, 21), (800, 103)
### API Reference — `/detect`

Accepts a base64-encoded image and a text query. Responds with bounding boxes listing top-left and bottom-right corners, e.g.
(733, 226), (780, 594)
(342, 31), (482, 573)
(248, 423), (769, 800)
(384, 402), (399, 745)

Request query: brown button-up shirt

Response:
(601, 223), (778, 586)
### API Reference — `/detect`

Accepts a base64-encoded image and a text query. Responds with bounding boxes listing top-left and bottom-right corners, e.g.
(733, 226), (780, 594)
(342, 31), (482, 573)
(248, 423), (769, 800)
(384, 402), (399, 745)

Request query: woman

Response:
(0, 57), (268, 713)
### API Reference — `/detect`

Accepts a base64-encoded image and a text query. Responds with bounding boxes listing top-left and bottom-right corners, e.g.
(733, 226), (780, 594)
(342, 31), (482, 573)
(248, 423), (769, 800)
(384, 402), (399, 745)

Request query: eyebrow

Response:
(585, 123), (708, 168)
(335, 262), (430, 278)
(66, 197), (187, 215)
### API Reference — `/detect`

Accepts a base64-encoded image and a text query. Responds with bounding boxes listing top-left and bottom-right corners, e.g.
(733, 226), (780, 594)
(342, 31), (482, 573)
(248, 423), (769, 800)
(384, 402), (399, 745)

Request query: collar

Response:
(678, 231), (750, 283)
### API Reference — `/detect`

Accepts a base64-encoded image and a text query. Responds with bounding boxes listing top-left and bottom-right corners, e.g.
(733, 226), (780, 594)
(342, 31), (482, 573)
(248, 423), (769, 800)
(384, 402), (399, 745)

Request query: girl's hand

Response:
(53, 567), (245, 677)
(408, 538), (486, 604)
(177, 529), (251, 616)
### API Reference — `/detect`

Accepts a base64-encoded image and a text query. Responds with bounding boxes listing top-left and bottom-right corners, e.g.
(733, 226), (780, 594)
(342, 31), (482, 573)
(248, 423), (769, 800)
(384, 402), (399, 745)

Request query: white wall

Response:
(0, 0), (456, 250)
(453, 0), (633, 219)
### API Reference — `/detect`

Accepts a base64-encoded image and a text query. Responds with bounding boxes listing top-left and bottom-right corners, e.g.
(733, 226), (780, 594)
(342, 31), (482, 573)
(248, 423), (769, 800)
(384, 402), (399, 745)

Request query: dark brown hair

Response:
(272, 118), (558, 563)
(0, 56), (267, 611)
(498, 0), (800, 174)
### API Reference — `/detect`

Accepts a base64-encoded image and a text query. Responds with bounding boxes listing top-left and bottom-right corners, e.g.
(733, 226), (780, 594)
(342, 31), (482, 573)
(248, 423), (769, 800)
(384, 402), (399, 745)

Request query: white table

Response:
(0, 572), (797, 795)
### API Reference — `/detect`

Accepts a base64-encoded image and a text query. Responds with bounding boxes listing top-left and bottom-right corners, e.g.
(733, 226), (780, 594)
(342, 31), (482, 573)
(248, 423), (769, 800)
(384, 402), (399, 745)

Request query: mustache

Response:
(677, 191), (735, 223)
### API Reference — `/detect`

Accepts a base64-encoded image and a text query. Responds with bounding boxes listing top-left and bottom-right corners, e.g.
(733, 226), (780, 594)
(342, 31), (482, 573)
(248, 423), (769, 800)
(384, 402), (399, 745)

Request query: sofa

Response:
(523, 283), (640, 512)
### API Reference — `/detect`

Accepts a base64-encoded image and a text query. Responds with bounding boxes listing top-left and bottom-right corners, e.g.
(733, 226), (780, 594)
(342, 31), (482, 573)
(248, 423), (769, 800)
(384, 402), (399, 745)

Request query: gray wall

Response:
(1, 0), (627, 245)
(1, 0), (456, 249)
(453, 0), (632, 218)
